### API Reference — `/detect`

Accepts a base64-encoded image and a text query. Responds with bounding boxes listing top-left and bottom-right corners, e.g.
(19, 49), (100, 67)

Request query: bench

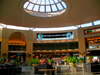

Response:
(38, 69), (56, 75)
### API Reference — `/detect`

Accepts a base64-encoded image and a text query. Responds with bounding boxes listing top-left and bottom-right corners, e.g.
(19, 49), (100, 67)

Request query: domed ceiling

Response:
(0, 0), (100, 28)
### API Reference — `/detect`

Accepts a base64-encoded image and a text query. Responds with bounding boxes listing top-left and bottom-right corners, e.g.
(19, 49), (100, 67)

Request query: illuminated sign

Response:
(37, 32), (74, 40)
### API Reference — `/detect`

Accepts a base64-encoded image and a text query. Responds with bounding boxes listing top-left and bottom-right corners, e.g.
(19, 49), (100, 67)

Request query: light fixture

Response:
(23, 0), (67, 17)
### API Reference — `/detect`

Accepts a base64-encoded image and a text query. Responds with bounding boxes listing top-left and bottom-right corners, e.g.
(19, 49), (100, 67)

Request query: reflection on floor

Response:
(16, 71), (100, 75)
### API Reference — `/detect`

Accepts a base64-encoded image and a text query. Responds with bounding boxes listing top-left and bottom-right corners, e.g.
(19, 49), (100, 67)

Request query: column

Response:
(1, 39), (9, 58)
(26, 40), (33, 60)
(77, 28), (86, 57)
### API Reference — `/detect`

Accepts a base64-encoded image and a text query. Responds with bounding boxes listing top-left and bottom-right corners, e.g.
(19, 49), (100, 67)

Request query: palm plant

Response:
(0, 59), (3, 64)
(2, 53), (8, 59)
(65, 56), (78, 67)
(26, 53), (31, 60)
(48, 58), (53, 62)
(28, 58), (40, 66)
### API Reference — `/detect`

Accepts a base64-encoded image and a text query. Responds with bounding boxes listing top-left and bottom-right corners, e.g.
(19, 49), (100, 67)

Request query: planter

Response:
(31, 64), (39, 74)
(69, 63), (77, 72)
(32, 64), (39, 67)
(72, 67), (77, 72)
(69, 63), (73, 66)
(79, 60), (84, 63)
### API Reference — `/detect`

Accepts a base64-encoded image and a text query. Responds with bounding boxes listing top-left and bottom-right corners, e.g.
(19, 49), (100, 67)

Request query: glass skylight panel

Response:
(94, 20), (100, 25)
(23, 0), (67, 17)
(51, 5), (57, 11)
(32, 0), (37, 3)
(33, 5), (39, 11)
(40, 6), (45, 12)
(53, 0), (59, 3)
(61, 2), (67, 8)
(23, 1), (29, 8)
(37, 0), (42, 4)
(49, 0), (54, 4)
(41, 0), (45, 5)
(27, 3), (34, 10)
(46, 0), (50, 5)
(46, 6), (51, 12)
(57, 3), (63, 10)
(29, 0), (33, 2)
(81, 23), (92, 28)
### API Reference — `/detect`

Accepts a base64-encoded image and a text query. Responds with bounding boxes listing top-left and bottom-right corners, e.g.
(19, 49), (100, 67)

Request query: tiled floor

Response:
(15, 71), (100, 75)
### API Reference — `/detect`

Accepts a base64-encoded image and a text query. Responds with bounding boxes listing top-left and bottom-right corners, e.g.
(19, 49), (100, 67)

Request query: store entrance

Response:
(8, 53), (26, 62)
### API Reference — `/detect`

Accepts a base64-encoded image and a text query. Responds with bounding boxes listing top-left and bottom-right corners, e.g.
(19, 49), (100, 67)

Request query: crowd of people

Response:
(1, 55), (100, 67)
(86, 56), (100, 64)
(39, 56), (66, 65)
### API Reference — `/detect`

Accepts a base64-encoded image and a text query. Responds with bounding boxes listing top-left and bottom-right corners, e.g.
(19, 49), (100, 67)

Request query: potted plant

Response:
(2, 53), (8, 59)
(48, 58), (53, 65)
(14, 59), (20, 65)
(28, 58), (40, 67)
(65, 56), (78, 72)
(0, 59), (3, 64)
(64, 58), (68, 65)
(86, 55), (93, 63)
(78, 57), (84, 63)
(2, 53), (8, 62)
(65, 56), (78, 67)
(28, 58), (40, 73)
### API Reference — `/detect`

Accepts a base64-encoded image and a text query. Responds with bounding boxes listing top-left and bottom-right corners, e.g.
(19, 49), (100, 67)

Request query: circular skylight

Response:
(23, 0), (67, 17)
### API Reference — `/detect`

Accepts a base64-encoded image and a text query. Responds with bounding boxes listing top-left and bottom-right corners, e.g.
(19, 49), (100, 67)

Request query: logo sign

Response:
(37, 32), (74, 40)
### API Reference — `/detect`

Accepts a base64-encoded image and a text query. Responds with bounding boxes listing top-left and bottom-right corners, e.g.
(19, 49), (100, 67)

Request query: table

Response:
(38, 69), (56, 75)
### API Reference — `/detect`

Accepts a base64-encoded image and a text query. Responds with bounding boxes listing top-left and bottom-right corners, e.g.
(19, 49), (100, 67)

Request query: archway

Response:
(8, 32), (26, 62)
(9, 32), (26, 44)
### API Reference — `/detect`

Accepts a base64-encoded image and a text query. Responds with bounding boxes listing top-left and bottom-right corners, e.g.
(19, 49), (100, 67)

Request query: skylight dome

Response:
(23, 0), (67, 17)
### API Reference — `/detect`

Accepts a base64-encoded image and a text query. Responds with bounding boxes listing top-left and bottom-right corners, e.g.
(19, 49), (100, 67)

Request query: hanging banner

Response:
(37, 32), (74, 40)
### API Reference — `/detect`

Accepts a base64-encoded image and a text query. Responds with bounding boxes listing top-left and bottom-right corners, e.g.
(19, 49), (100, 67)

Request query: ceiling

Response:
(0, 0), (100, 28)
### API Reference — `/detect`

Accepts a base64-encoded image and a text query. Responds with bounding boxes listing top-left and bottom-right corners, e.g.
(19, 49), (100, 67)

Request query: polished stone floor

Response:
(15, 71), (100, 75)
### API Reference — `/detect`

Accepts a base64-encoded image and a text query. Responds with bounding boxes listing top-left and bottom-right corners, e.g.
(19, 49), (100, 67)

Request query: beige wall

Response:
(2, 28), (33, 40)
(1, 25), (100, 58)
(1, 28), (33, 59)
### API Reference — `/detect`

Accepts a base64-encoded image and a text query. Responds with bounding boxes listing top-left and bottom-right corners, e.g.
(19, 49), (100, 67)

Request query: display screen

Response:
(37, 32), (74, 40)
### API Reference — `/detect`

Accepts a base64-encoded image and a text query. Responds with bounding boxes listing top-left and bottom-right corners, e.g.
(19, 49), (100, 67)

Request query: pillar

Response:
(26, 40), (33, 60)
(1, 39), (9, 59)
(77, 28), (86, 57)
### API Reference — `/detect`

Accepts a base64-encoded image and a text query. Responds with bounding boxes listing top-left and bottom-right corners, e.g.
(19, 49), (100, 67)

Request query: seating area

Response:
(21, 63), (85, 75)
(0, 59), (100, 75)
(0, 64), (21, 75)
